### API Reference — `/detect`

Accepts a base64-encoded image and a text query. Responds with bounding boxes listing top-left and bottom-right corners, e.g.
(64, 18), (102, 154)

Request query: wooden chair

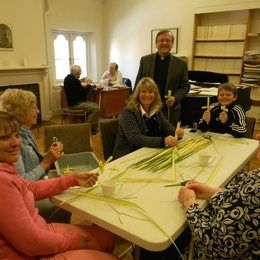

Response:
(244, 116), (256, 139)
(99, 118), (119, 160)
(60, 86), (88, 124)
(43, 123), (92, 154)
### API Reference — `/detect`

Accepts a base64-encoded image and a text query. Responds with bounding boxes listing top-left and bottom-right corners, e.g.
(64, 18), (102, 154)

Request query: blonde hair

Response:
(128, 77), (162, 111)
(0, 89), (37, 119)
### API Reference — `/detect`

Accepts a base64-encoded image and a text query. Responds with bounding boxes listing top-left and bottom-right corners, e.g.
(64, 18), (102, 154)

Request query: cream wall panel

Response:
(0, 0), (47, 68)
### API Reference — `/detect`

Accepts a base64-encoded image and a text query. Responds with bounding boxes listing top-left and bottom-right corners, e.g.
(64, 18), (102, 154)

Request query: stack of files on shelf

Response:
(194, 58), (242, 74)
(195, 42), (244, 57)
(196, 24), (246, 40)
(242, 53), (260, 86)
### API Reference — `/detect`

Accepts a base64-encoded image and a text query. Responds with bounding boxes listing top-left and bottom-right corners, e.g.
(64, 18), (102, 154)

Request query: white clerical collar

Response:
(140, 105), (157, 118)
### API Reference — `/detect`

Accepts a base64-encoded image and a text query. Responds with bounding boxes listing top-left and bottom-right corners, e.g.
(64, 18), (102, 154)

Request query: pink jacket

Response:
(0, 163), (81, 259)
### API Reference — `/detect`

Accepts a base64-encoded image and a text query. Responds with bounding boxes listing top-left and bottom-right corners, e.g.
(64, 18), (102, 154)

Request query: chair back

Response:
(61, 86), (69, 108)
(43, 123), (92, 154)
(123, 78), (132, 94)
(244, 117), (256, 139)
(60, 86), (88, 124)
(236, 86), (252, 112)
(188, 70), (228, 84)
(99, 118), (119, 160)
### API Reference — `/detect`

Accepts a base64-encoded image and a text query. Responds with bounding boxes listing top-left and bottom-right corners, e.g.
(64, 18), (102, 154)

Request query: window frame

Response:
(52, 30), (91, 84)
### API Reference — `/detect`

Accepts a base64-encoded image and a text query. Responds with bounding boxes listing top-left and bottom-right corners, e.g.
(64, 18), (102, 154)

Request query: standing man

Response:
(135, 30), (190, 127)
(64, 65), (100, 134)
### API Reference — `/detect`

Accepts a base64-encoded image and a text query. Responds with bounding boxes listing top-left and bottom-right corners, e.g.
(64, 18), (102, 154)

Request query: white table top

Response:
(51, 131), (258, 251)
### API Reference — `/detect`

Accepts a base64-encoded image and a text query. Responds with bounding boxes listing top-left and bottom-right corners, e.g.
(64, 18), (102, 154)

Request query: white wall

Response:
(103, 0), (260, 85)
(1, 0), (259, 118)
(0, 0), (46, 68)
(0, 0), (105, 118)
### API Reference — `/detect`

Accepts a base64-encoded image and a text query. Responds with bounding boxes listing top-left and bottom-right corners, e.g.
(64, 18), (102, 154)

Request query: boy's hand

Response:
(202, 110), (211, 124)
(219, 111), (228, 123)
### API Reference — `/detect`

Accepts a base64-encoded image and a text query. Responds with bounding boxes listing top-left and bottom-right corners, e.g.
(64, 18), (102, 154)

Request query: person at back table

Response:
(64, 65), (100, 134)
(134, 30), (190, 127)
(100, 62), (123, 87)
(198, 82), (247, 138)
(113, 77), (184, 160)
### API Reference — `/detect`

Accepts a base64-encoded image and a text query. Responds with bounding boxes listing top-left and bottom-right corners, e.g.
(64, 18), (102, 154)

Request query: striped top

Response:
(198, 102), (247, 138)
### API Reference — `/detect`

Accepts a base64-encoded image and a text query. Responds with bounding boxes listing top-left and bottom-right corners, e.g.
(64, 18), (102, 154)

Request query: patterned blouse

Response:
(186, 168), (260, 259)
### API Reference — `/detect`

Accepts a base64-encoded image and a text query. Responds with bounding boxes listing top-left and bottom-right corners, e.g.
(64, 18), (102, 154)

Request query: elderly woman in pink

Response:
(0, 111), (118, 259)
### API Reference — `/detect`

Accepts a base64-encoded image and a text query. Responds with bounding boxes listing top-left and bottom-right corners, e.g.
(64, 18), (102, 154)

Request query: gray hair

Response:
(0, 88), (37, 119)
(70, 65), (81, 76)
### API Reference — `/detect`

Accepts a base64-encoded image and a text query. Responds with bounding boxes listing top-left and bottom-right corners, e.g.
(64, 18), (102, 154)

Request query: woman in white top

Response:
(100, 62), (123, 86)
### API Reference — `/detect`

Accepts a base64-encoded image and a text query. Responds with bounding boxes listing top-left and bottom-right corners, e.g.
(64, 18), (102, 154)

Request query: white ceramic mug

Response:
(198, 153), (214, 166)
(101, 179), (120, 197)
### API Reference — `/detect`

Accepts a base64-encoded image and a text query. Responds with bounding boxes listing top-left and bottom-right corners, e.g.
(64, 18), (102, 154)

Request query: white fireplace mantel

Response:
(0, 66), (52, 120)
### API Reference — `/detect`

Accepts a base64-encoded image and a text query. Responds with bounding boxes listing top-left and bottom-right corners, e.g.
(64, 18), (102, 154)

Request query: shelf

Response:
(194, 55), (243, 59)
(195, 39), (245, 42)
(0, 66), (49, 71)
(247, 33), (260, 37)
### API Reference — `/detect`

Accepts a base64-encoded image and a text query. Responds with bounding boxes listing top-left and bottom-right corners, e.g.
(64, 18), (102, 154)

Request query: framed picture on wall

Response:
(151, 28), (178, 54)
(0, 23), (14, 50)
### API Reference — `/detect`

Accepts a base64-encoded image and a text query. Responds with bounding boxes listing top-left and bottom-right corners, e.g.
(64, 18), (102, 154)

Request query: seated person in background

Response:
(64, 65), (100, 134)
(113, 77), (184, 160)
(0, 88), (71, 223)
(178, 169), (259, 259)
(198, 82), (247, 138)
(0, 111), (117, 259)
(100, 62), (123, 87)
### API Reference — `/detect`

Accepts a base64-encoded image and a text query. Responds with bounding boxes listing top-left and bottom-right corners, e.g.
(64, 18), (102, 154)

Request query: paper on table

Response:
(198, 87), (218, 96)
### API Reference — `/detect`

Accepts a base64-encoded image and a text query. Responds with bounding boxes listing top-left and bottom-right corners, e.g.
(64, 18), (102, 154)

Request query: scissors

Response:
(164, 180), (192, 187)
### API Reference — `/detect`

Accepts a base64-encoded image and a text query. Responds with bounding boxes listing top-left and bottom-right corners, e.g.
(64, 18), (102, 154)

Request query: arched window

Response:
(52, 31), (89, 82)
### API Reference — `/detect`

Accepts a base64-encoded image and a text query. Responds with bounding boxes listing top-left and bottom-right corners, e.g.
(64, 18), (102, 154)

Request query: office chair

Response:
(244, 117), (256, 139)
(60, 86), (88, 124)
(188, 70), (228, 85)
(43, 123), (93, 154)
(99, 118), (119, 160)
(122, 77), (132, 94)
(236, 86), (252, 112)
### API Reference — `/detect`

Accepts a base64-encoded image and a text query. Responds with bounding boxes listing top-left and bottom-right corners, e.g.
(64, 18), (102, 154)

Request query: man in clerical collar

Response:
(134, 30), (190, 127)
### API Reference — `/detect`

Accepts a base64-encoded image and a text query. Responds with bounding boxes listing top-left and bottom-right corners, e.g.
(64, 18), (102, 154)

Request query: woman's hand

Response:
(202, 110), (211, 124)
(219, 111), (228, 124)
(186, 181), (220, 201)
(164, 135), (179, 147)
(176, 128), (184, 138)
(178, 186), (196, 206)
(76, 172), (99, 187)
(41, 141), (64, 170)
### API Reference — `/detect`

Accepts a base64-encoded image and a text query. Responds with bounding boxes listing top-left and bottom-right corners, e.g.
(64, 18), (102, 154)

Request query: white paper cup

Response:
(101, 180), (117, 197)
